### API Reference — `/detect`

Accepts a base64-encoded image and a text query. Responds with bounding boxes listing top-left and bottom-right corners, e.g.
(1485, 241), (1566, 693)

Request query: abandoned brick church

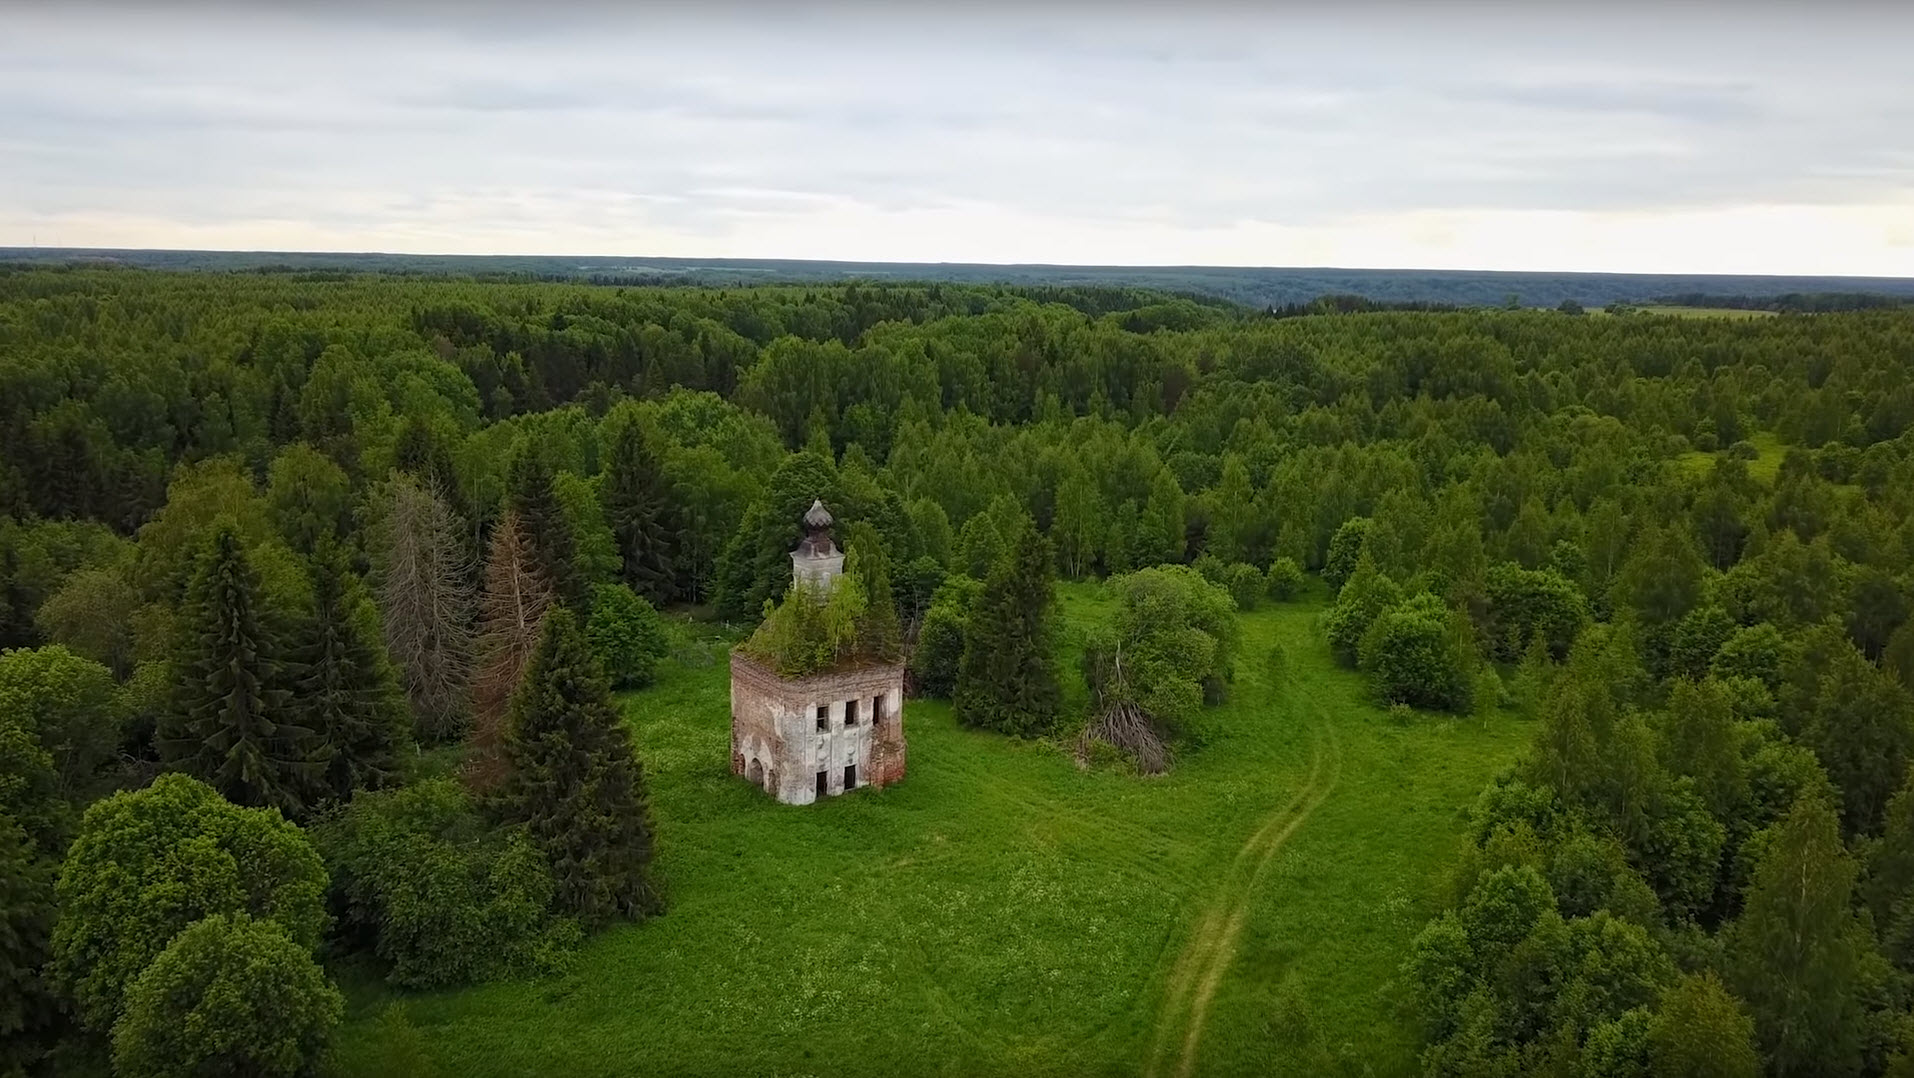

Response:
(729, 500), (907, 804)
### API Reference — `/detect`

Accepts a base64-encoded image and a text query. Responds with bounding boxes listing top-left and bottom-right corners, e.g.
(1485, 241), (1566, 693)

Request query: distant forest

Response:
(6, 247), (1914, 311)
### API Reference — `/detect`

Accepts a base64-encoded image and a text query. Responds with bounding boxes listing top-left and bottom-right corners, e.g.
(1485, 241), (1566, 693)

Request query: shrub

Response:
(1221, 562), (1265, 611)
(738, 573), (867, 678)
(1359, 592), (1478, 713)
(314, 779), (579, 989)
(1191, 553), (1228, 586)
(585, 583), (670, 689)
(1265, 557), (1305, 601)
(112, 913), (342, 1078)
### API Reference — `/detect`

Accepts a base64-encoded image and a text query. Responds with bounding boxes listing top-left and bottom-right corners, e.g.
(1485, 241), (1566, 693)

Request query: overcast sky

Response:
(4, 2), (1912, 274)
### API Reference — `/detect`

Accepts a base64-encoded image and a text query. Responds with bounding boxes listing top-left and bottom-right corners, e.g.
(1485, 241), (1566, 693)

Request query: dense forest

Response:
(4, 265), (1914, 1076)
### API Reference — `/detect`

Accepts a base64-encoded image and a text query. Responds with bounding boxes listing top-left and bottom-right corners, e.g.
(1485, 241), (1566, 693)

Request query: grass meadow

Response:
(1674, 430), (1788, 483)
(330, 586), (1530, 1077)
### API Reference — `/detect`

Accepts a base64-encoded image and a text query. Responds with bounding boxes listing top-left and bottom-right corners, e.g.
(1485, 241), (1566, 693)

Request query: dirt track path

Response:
(1142, 717), (1340, 1078)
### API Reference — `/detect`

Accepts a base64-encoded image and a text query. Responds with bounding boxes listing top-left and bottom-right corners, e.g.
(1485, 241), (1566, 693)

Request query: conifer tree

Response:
(499, 608), (659, 925)
(507, 445), (585, 611)
(468, 510), (553, 792)
(602, 417), (677, 605)
(159, 522), (316, 815)
(372, 475), (475, 744)
(291, 539), (408, 803)
(954, 513), (1061, 737)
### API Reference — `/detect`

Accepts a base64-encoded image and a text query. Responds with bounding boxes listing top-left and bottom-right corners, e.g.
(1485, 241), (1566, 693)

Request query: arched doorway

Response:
(747, 758), (765, 790)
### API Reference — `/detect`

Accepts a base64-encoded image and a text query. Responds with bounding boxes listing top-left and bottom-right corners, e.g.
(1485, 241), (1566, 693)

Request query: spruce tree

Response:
(499, 608), (659, 924)
(507, 445), (585, 611)
(602, 417), (676, 605)
(954, 513), (1061, 737)
(159, 522), (316, 816)
(291, 540), (408, 803)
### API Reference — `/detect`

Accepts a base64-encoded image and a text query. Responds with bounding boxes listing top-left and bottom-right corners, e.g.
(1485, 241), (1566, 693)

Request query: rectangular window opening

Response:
(816, 770), (829, 798)
(845, 698), (859, 726)
(815, 704), (828, 732)
(844, 764), (857, 790)
(872, 693), (885, 726)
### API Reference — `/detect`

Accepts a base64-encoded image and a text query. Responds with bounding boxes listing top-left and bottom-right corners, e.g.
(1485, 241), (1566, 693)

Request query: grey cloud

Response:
(1, 3), (1911, 257)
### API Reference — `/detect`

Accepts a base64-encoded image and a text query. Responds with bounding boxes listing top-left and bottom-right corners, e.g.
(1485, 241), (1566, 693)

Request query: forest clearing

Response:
(330, 590), (1529, 1078)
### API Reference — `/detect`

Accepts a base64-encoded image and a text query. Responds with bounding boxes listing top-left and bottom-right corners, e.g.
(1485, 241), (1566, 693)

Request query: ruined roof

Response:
(795, 498), (838, 559)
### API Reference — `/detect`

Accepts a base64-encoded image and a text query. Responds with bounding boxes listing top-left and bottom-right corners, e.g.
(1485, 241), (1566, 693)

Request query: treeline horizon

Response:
(7, 247), (1914, 311)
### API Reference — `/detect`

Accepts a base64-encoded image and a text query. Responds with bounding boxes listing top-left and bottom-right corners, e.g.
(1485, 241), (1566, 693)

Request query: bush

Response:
(314, 779), (579, 989)
(1325, 560), (1403, 666)
(585, 583), (670, 689)
(1359, 592), (1478, 712)
(909, 575), (981, 697)
(52, 774), (329, 1033)
(1221, 562), (1265, 611)
(1266, 557), (1305, 601)
(1191, 553), (1228, 586)
(113, 913), (342, 1078)
(737, 573), (867, 678)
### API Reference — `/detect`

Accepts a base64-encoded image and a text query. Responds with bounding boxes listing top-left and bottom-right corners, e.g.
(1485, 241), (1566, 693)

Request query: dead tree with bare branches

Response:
(1078, 637), (1171, 775)
(466, 509), (554, 792)
(372, 475), (476, 745)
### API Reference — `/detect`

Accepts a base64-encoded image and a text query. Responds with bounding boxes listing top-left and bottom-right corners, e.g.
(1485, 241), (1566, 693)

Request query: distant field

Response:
(1639, 305), (1779, 319)
(330, 587), (1529, 1078)
(1675, 430), (1787, 482)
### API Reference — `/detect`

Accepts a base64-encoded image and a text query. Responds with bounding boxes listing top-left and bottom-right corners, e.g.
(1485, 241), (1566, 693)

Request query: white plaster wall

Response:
(771, 695), (876, 805)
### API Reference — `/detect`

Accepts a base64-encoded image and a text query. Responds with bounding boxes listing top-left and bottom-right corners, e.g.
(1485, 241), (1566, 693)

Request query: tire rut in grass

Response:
(1143, 714), (1340, 1078)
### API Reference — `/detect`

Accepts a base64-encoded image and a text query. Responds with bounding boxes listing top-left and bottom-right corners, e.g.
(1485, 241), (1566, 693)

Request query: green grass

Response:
(1675, 430), (1787, 483)
(330, 587), (1529, 1077)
